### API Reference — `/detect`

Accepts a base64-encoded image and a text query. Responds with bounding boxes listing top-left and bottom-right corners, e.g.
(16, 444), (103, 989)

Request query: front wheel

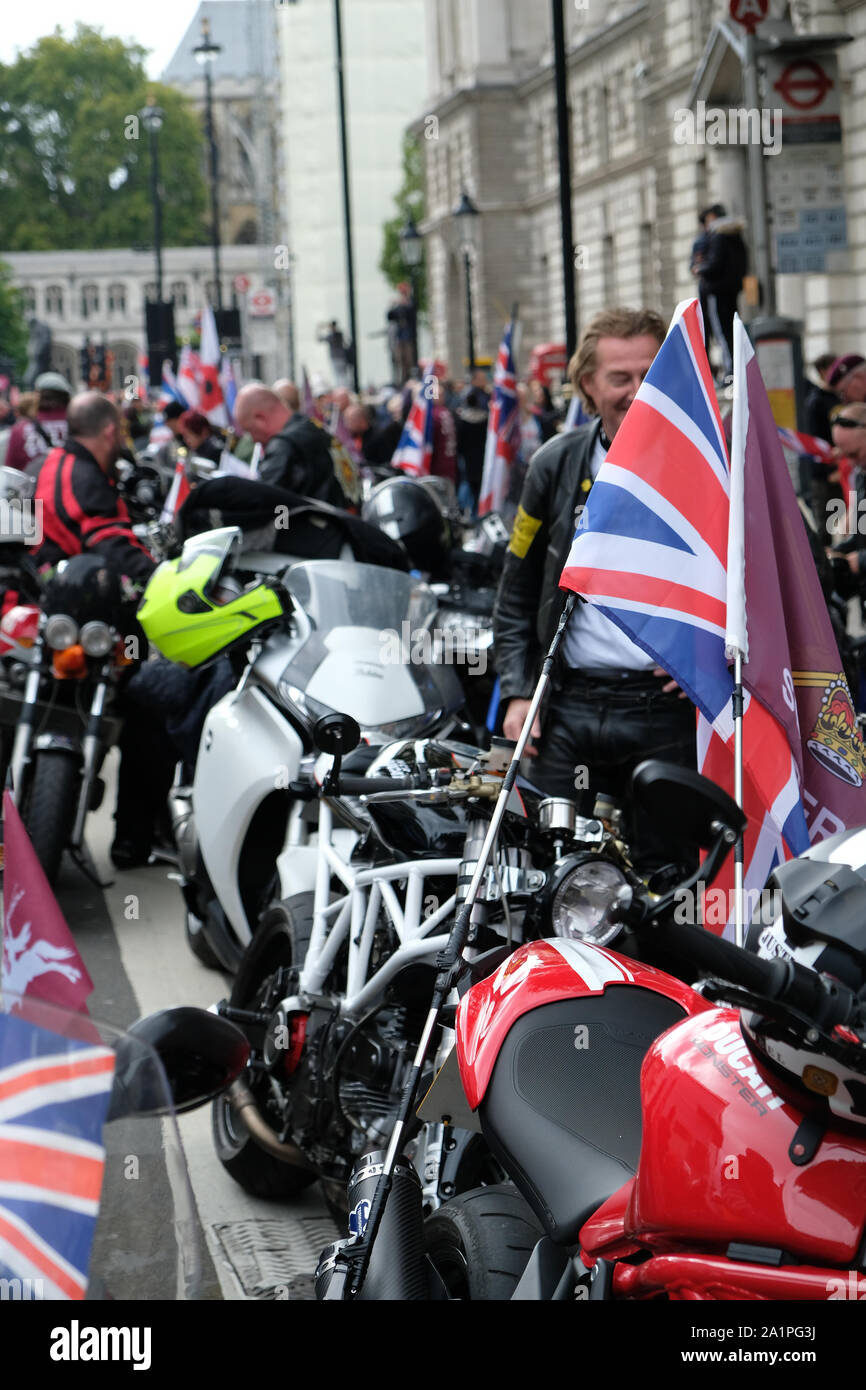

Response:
(22, 749), (80, 885)
(424, 1184), (543, 1301)
(211, 893), (317, 1199)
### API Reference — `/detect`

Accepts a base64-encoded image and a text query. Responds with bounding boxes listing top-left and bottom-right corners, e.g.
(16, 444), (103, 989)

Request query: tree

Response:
(0, 24), (207, 251)
(0, 262), (29, 377)
(379, 132), (427, 313)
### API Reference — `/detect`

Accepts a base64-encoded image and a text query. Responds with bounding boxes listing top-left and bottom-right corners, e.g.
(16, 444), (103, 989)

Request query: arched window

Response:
(80, 283), (99, 319)
(205, 280), (221, 306)
(107, 283), (126, 314)
(143, 283), (158, 307)
(169, 281), (188, 308)
(45, 285), (64, 318)
(20, 286), (36, 315)
(235, 218), (257, 245)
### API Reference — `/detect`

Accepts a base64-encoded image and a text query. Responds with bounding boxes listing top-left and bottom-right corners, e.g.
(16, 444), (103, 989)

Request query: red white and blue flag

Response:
(392, 369), (435, 478)
(0, 1011), (115, 1299)
(563, 393), (592, 432)
(177, 345), (202, 412)
(479, 320), (521, 515)
(559, 299), (866, 934)
(199, 304), (227, 427)
(160, 362), (189, 410)
(777, 426), (834, 464)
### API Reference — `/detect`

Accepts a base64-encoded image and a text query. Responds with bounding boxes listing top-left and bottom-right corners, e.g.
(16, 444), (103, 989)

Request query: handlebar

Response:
(336, 774), (429, 795)
(653, 917), (859, 1033)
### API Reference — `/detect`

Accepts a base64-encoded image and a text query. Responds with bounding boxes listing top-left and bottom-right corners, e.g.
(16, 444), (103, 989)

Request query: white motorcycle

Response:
(139, 526), (467, 973)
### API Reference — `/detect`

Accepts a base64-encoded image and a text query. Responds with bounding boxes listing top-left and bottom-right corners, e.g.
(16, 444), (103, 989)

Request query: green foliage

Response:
(0, 261), (29, 375)
(0, 23), (207, 251)
(379, 132), (426, 312)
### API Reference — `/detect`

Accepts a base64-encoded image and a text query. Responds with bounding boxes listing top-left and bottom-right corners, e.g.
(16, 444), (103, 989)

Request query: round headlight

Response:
(79, 620), (114, 658)
(551, 858), (629, 946)
(44, 613), (79, 651)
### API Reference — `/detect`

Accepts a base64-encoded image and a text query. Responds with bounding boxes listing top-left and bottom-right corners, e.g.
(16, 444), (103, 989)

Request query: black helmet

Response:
(43, 554), (125, 631)
(362, 477), (451, 577)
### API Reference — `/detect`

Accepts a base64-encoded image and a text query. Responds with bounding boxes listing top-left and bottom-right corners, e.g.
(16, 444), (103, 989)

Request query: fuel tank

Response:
(624, 1007), (866, 1267)
(455, 939), (707, 1245)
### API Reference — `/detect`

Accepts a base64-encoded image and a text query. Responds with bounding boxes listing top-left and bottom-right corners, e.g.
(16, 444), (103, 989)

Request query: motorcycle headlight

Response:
(79, 620), (114, 658)
(44, 613), (79, 650)
(550, 857), (629, 946)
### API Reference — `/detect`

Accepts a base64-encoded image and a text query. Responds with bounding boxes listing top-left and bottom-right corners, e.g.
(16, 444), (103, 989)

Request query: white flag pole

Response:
(727, 314), (750, 947)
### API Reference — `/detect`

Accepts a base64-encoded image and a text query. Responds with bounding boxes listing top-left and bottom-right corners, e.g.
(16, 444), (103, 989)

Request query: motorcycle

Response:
(320, 759), (866, 1300)
(210, 718), (643, 1213)
(5, 554), (131, 884)
(137, 525), (468, 974)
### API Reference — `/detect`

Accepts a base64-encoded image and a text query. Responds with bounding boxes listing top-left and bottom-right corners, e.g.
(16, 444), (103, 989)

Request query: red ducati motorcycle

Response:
(319, 760), (866, 1300)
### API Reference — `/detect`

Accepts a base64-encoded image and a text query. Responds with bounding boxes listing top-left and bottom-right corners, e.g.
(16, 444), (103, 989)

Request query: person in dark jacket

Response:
(693, 204), (748, 379)
(234, 384), (349, 507)
(31, 392), (172, 869)
(177, 408), (225, 463)
(493, 307), (694, 870)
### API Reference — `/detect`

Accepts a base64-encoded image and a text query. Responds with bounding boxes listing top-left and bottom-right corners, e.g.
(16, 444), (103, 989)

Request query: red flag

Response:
(1, 792), (94, 1016)
(160, 456), (191, 523)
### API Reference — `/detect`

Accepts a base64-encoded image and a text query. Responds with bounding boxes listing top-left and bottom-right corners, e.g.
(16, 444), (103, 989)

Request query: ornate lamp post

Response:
(194, 17), (223, 311)
(452, 190), (480, 377)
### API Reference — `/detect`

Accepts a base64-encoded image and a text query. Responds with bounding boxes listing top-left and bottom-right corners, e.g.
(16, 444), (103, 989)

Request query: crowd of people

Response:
(1, 304), (865, 873)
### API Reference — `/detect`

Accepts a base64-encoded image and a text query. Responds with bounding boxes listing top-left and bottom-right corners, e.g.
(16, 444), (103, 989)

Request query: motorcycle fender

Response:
(34, 733), (81, 758)
(455, 938), (709, 1111)
(194, 686), (303, 945)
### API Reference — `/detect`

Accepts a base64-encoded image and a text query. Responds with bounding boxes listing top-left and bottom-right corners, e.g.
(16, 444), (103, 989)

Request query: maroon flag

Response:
(738, 327), (866, 848)
(1, 792), (94, 1015)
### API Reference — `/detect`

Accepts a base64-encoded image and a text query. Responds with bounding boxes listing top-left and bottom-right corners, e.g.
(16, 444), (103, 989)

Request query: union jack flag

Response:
(563, 393), (592, 432)
(0, 1012), (115, 1299)
(559, 299), (821, 933)
(776, 426), (835, 463)
(392, 369), (435, 478)
(479, 320), (521, 515)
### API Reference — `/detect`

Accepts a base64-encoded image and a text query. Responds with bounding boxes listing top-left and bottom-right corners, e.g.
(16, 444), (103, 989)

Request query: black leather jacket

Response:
(493, 419), (602, 701)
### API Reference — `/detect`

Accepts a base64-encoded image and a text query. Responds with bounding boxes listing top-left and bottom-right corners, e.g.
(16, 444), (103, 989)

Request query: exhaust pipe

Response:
(316, 1151), (429, 1300)
(227, 1080), (314, 1169)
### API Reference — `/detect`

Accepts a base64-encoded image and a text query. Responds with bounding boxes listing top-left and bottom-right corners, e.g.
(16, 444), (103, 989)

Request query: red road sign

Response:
(729, 0), (768, 32)
(233, 274), (250, 293)
(772, 58), (834, 111)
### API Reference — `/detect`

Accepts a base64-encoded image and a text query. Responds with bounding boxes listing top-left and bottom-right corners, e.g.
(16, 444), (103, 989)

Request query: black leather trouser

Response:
(531, 669), (696, 874)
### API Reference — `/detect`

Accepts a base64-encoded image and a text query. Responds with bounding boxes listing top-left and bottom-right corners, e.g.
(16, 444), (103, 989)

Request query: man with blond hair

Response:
(493, 307), (695, 868)
(234, 383), (347, 506)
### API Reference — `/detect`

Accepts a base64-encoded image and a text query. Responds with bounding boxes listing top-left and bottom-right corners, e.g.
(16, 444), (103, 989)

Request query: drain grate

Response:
(213, 1215), (340, 1300)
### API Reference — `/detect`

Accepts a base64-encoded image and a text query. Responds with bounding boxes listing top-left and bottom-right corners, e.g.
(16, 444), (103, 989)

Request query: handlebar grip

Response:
(336, 775), (422, 795)
(655, 921), (856, 1031)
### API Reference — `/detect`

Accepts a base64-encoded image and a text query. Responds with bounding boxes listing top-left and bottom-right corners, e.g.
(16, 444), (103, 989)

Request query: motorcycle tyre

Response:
(22, 749), (80, 886)
(211, 893), (317, 1200)
(424, 1183), (544, 1301)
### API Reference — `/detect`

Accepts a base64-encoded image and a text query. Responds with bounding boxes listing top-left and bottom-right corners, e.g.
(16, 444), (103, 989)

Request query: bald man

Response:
(234, 383), (348, 507)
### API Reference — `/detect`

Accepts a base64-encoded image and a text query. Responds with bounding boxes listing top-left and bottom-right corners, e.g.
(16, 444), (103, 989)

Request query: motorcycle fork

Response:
(8, 657), (44, 804)
(70, 670), (110, 849)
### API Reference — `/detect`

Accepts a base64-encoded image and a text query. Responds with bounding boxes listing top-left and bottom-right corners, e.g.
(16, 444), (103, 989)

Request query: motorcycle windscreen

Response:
(279, 560), (464, 731)
(478, 986), (686, 1247)
(0, 991), (209, 1301)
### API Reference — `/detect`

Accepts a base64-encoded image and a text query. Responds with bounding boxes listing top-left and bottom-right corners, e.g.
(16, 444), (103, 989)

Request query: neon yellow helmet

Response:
(138, 527), (290, 667)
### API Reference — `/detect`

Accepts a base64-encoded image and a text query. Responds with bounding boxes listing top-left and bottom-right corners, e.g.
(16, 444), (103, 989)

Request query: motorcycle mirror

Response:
(314, 712), (361, 757)
(116, 1007), (250, 1117)
(631, 759), (745, 853)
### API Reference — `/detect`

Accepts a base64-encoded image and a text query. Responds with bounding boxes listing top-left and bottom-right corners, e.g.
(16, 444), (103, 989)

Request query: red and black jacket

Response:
(32, 441), (155, 585)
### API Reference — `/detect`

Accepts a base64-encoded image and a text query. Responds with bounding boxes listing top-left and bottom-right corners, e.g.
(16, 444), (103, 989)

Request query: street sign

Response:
(768, 147), (847, 273)
(248, 288), (276, 319)
(729, 0), (767, 32)
(233, 274), (250, 293)
(767, 53), (841, 143)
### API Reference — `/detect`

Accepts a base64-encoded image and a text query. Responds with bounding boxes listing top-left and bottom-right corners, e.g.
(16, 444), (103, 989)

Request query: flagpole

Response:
(733, 652), (745, 947)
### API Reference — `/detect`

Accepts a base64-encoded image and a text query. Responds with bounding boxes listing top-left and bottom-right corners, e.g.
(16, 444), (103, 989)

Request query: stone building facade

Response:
(418, 0), (866, 374)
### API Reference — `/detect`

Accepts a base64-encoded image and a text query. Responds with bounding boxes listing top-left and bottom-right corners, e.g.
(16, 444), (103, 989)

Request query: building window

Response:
(107, 282), (126, 314)
(170, 281), (188, 308)
(205, 280), (220, 306)
(20, 286), (36, 314)
(143, 283), (158, 306)
(80, 283), (99, 319)
(45, 285), (64, 318)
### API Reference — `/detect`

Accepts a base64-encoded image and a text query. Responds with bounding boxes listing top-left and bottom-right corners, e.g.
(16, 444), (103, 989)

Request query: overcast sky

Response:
(0, 0), (202, 79)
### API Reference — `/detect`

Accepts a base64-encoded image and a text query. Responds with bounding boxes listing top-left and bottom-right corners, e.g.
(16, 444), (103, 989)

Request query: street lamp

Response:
(139, 97), (164, 301)
(194, 17), (223, 311)
(399, 213), (423, 373)
(453, 189), (480, 376)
